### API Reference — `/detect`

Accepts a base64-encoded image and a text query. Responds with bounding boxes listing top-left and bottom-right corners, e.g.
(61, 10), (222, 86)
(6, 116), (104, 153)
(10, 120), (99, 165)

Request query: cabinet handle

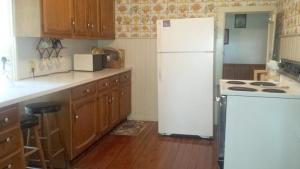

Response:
(91, 24), (94, 28)
(0, 137), (11, 145)
(0, 117), (9, 126)
(105, 82), (109, 87)
(85, 89), (91, 93)
(2, 164), (12, 169)
(87, 23), (90, 28)
(115, 79), (119, 83)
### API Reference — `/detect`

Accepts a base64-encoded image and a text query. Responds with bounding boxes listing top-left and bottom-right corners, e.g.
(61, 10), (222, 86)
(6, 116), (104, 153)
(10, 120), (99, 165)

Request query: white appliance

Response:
(218, 78), (300, 169)
(73, 54), (106, 72)
(157, 18), (214, 138)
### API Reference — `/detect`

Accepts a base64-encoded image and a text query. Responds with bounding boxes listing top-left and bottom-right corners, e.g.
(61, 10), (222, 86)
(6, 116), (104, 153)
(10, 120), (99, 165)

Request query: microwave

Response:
(73, 54), (107, 72)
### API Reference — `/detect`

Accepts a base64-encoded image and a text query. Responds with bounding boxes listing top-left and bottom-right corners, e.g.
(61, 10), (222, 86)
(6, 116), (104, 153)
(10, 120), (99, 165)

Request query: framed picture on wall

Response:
(224, 29), (229, 45)
(235, 14), (247, 28)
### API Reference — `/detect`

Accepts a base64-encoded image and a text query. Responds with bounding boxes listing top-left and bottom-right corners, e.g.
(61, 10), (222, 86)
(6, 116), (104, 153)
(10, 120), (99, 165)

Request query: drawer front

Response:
(72, 82), (97, 100)
(0, 106), (19, 131)
(120, 71), (131, 85)
(0, 151), (24, 169)
(0, 127), (22, 159)
(109, 75), (120, 88)
(98, 78), (110, 91)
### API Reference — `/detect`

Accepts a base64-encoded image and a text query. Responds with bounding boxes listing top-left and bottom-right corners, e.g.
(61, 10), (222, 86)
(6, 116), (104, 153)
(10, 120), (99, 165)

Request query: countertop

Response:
(0, 68), (132, 108)
(220, 74), (300, 99)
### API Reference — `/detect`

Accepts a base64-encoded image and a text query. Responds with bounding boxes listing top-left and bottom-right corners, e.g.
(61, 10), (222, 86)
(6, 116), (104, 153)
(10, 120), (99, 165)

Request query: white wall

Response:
(224, 13), (269, 64)
(16, 38), (97, 79)
(99, 39), (158, 121)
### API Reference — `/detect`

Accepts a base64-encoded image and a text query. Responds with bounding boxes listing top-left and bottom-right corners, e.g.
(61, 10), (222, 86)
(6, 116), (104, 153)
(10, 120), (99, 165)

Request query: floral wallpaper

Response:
(277, 0), (300, 36)
(115, 0), (277, 38)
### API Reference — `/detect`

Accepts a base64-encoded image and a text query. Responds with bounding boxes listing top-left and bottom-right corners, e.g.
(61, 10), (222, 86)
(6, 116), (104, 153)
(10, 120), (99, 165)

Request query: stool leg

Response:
(33, 126), (47, 169)
(55, 113), (69, 169)
(26, 129), (31, 146)
(44, 114), (55, 169)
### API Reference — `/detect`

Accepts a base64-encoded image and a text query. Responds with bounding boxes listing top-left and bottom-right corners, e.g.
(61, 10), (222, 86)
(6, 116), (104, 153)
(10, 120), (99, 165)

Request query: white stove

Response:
(220, 75), (300, 99)
(218, 75), (300, 169)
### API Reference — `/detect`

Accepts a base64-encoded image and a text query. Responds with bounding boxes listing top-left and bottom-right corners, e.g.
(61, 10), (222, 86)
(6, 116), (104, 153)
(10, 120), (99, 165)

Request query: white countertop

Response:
(0, 68), (132, 108)
(220, 74), (300, 99)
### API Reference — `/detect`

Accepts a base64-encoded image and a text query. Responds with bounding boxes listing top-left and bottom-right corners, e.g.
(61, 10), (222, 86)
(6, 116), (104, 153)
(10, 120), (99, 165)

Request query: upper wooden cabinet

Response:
(16, 0), (114, 39)
(99, 0), (115, 39)
(41, 0), (73, 38)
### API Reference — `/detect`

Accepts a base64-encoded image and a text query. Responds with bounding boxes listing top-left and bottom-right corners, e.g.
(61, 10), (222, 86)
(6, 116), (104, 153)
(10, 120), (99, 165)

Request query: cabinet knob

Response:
(6, 137), (11, 143)
(87, 23), (90, 28)
(105, 82), (109, 87)
(85, 89), (91, 93)
(112, 97), (115, 101)
(75, 115), (79, 119)
(91, 24), (94, 28)
(72, 21), (75, 25)
(115, 79), (118, 83)
(121, 92), (124, 96)
(4, 117), (9, 123)
(3, 164), (12, 169)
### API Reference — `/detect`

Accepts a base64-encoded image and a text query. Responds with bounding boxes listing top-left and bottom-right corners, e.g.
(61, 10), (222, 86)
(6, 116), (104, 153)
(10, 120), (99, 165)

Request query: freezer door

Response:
(157, 18), (214, 53)
(157, 52), (214, 137)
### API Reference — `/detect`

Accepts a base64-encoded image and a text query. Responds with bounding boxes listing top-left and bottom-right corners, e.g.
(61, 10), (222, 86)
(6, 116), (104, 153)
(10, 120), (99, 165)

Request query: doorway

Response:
(215, 6), (277, 82)
(222, 13), (269, 80)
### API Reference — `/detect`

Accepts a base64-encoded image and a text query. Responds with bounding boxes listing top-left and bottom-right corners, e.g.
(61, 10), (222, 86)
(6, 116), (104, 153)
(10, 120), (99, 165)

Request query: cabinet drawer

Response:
(0, 106), (19, 131)
(0, 127), (22, 159)
(120, 71), (131, 85)
(0, 151), (24, 169)
(71, 82), (97, 100)
(109, 76), (120, 88)
(98, 78), (110, 91)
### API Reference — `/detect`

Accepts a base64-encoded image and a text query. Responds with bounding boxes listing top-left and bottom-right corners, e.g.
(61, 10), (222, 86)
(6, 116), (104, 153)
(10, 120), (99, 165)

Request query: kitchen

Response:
(0, 0), (300, 169)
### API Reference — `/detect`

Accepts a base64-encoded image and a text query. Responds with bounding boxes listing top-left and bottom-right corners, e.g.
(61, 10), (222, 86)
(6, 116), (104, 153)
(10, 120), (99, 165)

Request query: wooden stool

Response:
(21, 114), (47, 169)
(25, 102), (67, 169)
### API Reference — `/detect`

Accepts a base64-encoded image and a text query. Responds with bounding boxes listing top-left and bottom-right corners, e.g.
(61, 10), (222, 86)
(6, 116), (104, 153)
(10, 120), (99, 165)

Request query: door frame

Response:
(215, 6), (277, 84)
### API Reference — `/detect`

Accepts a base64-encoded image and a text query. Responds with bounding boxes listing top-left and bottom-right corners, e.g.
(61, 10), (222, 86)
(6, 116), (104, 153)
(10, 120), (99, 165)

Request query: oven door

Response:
(217, 95), (227, 169)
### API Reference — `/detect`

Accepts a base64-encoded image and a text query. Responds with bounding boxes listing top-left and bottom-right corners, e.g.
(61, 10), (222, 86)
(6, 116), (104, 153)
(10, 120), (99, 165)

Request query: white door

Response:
(157, 18), (214, 53)
(158, 52), (214, 137)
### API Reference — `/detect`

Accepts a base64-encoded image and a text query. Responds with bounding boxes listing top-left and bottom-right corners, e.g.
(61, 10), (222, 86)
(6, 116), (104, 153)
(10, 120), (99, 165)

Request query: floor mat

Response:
(111, 120), (146, 136)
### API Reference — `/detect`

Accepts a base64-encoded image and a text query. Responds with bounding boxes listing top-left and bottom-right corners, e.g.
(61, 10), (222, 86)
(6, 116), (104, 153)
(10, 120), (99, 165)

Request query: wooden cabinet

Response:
(97, 91), (110, 135)
(109, 88), (120, 127)
(41, 0), (73, 38)
(71, 93), (97, 157)
(68, 71), (131, 159)
(73, 0), (89, 37)
(99, 0), (115, 39)
(38, 0), (114, 39)
(120, 84), (131, 119)
(0, 105), (25, 169)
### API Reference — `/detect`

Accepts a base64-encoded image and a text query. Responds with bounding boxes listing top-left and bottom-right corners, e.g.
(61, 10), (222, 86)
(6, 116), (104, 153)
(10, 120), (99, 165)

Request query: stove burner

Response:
(228, 87), (257, 92)
(226, 81), (246, 85)
(250, 82), (276, 87)
(262, 89), (286, 93)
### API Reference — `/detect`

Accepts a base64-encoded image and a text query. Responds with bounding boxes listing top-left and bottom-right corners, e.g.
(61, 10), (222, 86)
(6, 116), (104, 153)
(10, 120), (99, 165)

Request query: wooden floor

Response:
(72, 122), (218, 169)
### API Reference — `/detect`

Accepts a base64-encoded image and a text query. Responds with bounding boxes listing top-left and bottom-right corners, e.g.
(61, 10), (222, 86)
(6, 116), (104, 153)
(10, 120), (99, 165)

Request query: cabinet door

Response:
(97, 91), (110, 135)
(73, 0), (89, 37)
(120, 84), (131, 119)
(109, 89), (120, 127)
(72, 96), (97, 156)
(89, 0), (99, 37)
(99, 0), (115, 39)
(41, 0), (73, 37)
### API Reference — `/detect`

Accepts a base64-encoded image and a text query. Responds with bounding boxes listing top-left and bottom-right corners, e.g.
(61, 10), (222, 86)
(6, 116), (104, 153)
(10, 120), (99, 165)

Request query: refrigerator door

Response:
(157, 52), (214, 137)
(157, 18), (214, 53)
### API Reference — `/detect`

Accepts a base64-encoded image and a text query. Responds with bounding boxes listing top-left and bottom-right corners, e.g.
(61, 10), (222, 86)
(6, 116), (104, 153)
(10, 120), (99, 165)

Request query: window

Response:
(0, 0), (15, 79)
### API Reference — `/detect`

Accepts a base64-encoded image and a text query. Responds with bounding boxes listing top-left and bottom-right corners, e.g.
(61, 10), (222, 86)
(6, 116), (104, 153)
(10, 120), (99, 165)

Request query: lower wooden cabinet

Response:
(109, 88), (120, 127)
(120, 84), (131, 119)
(68, 71), (131, 160)
(97, 91), (110, 135)
(71, 95), (97, 157)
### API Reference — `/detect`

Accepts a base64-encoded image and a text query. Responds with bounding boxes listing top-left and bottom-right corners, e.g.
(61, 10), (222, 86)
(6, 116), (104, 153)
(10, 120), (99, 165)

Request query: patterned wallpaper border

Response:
(115, 0), (277, 39)
(277, 0), (300, 36)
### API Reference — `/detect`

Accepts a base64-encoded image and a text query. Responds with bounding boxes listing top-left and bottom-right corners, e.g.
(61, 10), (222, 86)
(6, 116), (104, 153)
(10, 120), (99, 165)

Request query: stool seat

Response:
(25, 102), (61, 114)
(21, 114), (39, 129)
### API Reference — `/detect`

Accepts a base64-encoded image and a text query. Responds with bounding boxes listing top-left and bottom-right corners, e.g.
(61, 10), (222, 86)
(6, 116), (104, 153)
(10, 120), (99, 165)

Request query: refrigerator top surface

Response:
(157, 17), (214, 53)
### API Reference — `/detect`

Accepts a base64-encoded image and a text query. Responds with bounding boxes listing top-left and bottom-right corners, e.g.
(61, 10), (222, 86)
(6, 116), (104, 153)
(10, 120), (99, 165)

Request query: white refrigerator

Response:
(157, 17), (214, 138)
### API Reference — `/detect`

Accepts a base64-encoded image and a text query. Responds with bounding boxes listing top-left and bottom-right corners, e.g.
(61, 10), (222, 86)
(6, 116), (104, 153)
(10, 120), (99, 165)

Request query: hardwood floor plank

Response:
(72, 122), (218, 169)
